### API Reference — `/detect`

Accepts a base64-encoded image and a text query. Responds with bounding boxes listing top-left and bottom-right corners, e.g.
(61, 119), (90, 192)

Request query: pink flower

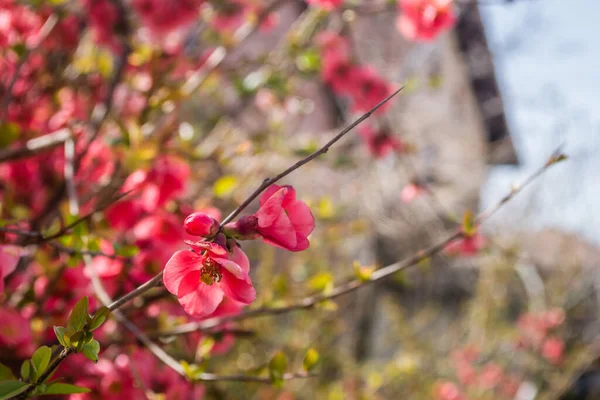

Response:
(477, 363), (504, 389)
(349, 66), (393, 114)
(445, 231), (486, 257)
(132, 0), (202, 35)
(0, 307), (34, 357)
(0, 244), (21, 293)
(321, 52), (356, 95)
(184, 212), (219, 237)
(253, 185), (315, 252)
(542, 337), (564, 365)
(122, 156), (190, 212)
(164, 243), (255, 317)
(306, 0), (343, 11)
(359, 125), (404, 159)
(397, 0), (456, 42)
(434, 381), (465, 400)
(400, 182), (429, 203)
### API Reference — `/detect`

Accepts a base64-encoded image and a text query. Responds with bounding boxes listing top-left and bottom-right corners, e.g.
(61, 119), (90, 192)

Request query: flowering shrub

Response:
(0, 0), (581, 399)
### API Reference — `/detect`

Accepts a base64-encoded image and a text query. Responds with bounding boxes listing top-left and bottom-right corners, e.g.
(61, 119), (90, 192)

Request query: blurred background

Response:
(1, 0), (599, 399)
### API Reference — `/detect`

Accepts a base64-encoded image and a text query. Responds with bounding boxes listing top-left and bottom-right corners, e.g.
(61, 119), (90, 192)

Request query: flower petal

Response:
(258, 209), (297, 249)
(259, 184), (283, 206)
(230, 246), (250, 273)
(256, 187), (286, 227)
(219, 269), (256, 305)
(178, 280), (224, 318)
(213, 256), (245, 279)
(163, 250), (202, 296)
(286, 200), (315, 237)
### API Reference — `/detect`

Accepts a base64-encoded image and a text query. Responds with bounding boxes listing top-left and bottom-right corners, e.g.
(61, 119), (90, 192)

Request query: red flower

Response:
(184, 212), (219, 237)
(401, 182), (429, 203)
(359, 125), (404, 159)
(445, 231), (485, 257)
(349, 66), (393, 114)
(306, 0), (343, 11)
(163, 243), (255, 317)
(397, 0), (456, 42)
(0, 244), (21, 294)
(253, 185), (315, 252)
(541, 337), (564, 365)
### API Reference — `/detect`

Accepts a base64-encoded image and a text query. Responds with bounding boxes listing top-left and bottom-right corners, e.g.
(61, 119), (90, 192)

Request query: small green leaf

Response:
(268, 351), (288, 387)
(0, 364), (15, 381)
(89, 307), (110, 331)
(302, 348), (320, 372)
(53, 326), (69, 348)
(20, 361), (30, 381)
(113, 244), (139, 257)
(42, 382), (90, 395)
(0, 122), (20, 149)
(213, 175), (238, 198)
(67, 297), (89, 332)
(81, 340), (100, 363)
(195, 337), (215, 360)
(70, 331), (84, 346)
(0, 380), (30, 400)
(31, 346), (51, 376)
(461, 210), (476, 237)
(308, 272), (333, 292)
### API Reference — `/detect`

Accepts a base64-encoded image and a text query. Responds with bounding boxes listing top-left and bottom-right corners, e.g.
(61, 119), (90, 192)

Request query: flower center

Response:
(200, 257), (222, 285)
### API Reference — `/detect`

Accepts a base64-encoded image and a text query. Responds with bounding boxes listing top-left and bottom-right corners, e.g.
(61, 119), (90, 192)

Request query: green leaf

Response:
(0, 380), (30, 400)
(0, 122), (20, 149)
(31, 346), (51, 376)
(67, 297), (89, 332)
(113, 244), (139, 257)
(461, 210), (476, 237)
(302, 348), (320, 372)
(308, 272), (333, 292)
(89, 307), (110, 331)
(213, 175), (238, 198)
(268, 351), (288, 387)
(81, 340), (100, 363)
(0, 364), (15, 382)
(20, 361), (30, 381)
(42, 382), (90, 395)
(53, 326), (69, 348)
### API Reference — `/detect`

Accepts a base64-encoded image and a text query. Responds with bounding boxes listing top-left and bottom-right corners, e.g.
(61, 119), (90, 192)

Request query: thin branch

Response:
(0, 128), (71, 163)
(15, 347), (74, 399)
(157, 151), (565, 336)
(220, 86), (405, 226)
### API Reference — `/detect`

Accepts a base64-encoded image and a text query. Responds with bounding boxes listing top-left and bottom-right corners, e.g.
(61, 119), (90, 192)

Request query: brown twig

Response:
(0, 129), (71, 163)
(220, 86), (405, 226)
(155, 150), (565, 337)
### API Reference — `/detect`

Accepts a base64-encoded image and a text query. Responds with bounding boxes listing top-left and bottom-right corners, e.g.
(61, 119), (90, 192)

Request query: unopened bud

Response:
(184, 212), (219, 237)
(222, 215), (260, 240)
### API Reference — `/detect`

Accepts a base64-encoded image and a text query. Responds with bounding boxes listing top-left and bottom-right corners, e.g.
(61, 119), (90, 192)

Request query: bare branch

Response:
(157, 150), (566, 336)
(220, 86), (405, 226)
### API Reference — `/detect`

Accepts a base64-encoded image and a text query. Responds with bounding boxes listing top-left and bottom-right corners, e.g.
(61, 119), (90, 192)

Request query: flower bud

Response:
(184, 212), (219, 237)
(222, 215), (260, 240)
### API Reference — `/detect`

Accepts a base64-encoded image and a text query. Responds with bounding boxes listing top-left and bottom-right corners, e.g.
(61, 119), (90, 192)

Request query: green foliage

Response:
(0, 122), (20, 149)
(213, 175), (238, 198)
(268, 351), (288, 387)
(41, 382), (90, 395)
(67, 297), (89, 333)
(89, 307), (110, 331)
(82, 340), (100, 363)
(0, 364), (15, 382)
(302, 348), (320, 372)
(0, 380), (30, 400)
(31, 346), (52, 378)
(53, 326), (69, 348)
